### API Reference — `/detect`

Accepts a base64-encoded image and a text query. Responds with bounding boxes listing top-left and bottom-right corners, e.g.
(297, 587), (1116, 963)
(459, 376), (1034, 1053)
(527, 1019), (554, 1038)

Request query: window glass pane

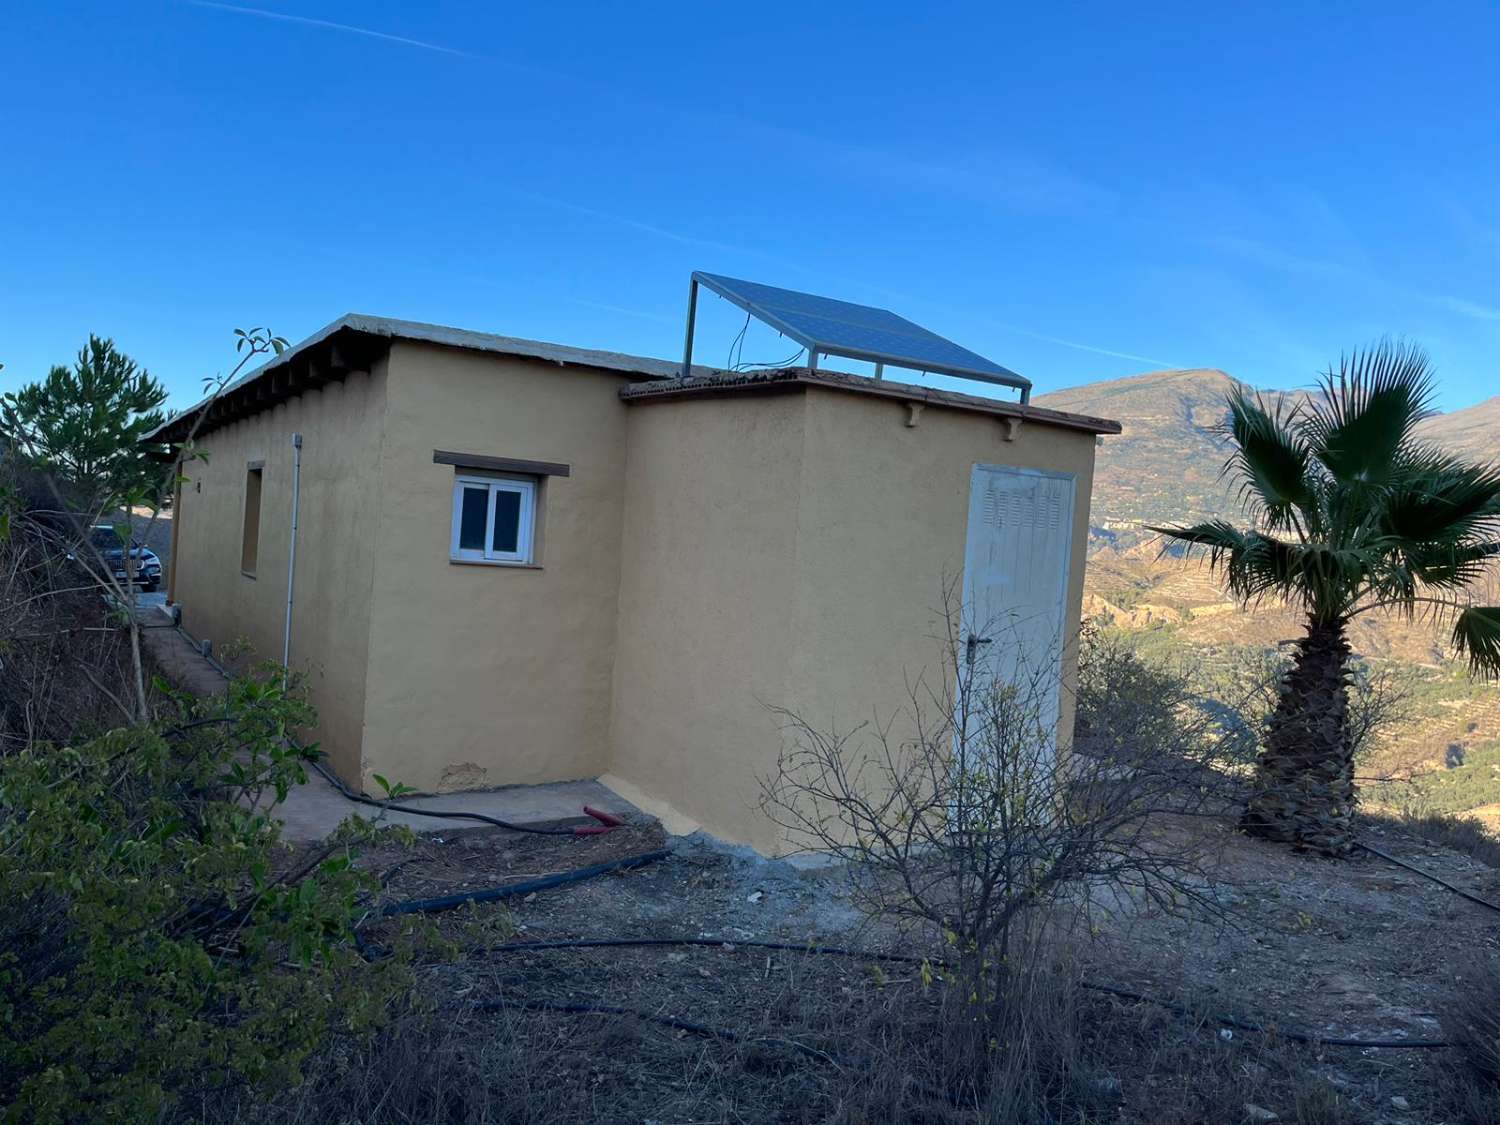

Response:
(491, 489), (521, 553)
(458, 487), (488, 550)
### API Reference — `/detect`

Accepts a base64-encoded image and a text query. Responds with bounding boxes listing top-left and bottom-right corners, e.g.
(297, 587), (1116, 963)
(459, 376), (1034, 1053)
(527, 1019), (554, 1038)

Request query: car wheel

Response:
(142, 580), (158, 593)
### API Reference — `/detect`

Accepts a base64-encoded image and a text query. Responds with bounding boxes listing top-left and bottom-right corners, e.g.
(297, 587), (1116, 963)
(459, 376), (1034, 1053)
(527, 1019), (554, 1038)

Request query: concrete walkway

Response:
(139, 612), (642, 842)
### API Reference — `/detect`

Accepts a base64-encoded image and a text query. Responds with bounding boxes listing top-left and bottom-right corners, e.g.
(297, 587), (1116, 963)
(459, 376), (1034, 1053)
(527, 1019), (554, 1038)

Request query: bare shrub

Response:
(1075, 623), (1259, 776)
(758, 580), (1234, 1121)
(764, 586), (1230, 958)
(0, 462), (140, 747)
(1183, 643), (1417, 776)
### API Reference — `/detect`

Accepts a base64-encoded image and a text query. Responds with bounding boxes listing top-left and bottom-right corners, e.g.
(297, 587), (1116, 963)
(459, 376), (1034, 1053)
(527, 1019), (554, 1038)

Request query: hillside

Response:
(1045, 369), (1500, 821)
(1037, 369), (1245, 543)
(1038, 371), (1497, 547)
(1418, 394), (1500, 463)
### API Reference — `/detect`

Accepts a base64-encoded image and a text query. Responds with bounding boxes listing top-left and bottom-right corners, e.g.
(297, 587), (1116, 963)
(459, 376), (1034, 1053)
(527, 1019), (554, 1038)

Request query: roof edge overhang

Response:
(619, 367), (1122, 436)
(144, 314), (692, 446)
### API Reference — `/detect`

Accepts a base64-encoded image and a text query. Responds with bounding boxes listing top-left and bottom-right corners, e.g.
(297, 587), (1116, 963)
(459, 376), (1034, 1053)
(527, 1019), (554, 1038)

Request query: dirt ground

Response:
(1089, 817), (1500, 1045)
(322, 803), (1500, 1124)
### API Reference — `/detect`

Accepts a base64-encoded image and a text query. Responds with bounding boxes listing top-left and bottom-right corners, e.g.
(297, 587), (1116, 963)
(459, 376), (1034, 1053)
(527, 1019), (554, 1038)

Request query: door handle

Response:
(966, 634), (994, 663)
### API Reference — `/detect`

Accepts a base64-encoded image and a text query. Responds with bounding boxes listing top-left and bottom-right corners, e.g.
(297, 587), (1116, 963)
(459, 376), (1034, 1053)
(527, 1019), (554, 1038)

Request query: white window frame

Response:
(450, 474), (536, 565)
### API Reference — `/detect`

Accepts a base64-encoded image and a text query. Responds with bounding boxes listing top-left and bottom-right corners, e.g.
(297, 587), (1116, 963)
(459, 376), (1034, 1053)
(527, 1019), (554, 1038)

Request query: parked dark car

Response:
(77, 525), (163, 592)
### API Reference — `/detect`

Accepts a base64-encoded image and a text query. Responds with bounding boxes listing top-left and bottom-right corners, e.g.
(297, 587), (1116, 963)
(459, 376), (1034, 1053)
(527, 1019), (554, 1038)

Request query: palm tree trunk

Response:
(1241, 617), (1355, 856)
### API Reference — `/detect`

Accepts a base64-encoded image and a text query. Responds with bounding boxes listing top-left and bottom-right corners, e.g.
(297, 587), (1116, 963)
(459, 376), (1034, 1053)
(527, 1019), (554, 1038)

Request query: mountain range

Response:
(1035, 368), (1499, 546)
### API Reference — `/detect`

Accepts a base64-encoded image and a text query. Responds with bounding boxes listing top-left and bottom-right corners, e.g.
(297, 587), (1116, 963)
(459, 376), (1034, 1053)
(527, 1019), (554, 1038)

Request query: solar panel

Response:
(684, 271), (1031, 401)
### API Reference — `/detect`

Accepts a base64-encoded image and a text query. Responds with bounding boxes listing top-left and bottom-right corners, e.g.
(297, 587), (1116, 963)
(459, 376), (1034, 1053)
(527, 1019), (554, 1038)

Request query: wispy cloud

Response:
(184, 0), (474, 58)
(992, 323), (1180, 370)
(562, 296), (676, 325)
(838, 143), (1114, 216)
(1206, 232), (1500, 327)
(1426, 295), (1500, 322)
(511, 189), (782, 263)
(1200, 234), (1364, 282)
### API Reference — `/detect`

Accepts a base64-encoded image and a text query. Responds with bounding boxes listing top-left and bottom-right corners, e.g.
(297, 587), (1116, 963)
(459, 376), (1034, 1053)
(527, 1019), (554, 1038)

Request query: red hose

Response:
(583, 805), (625, 828)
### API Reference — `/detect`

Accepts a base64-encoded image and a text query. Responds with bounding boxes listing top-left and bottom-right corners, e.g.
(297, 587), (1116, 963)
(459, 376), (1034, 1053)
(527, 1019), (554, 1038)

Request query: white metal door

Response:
(960, 464), (1076, 752)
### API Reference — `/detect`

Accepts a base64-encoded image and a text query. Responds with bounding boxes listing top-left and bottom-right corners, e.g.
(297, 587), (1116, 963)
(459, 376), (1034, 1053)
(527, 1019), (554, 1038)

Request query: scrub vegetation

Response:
(3, 333), (1500, 1123)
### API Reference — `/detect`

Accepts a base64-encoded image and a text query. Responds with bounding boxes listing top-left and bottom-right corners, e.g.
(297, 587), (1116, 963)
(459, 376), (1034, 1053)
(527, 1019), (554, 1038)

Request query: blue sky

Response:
(4, 1), (1500, 412)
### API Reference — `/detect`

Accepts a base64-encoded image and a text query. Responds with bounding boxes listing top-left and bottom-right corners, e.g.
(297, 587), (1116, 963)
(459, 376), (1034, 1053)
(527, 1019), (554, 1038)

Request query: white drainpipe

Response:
(282, 433), (303, 670)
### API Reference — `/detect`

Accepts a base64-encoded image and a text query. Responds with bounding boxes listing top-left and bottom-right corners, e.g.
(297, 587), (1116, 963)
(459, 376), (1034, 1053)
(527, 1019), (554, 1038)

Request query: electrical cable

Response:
(734, 346), (806, 372)
(1356, 840), (1500, 916)
(726, 311), (751, 371)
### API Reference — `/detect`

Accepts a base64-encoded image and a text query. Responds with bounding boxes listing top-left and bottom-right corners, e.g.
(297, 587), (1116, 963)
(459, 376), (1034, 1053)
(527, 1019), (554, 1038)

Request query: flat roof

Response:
(144, 313), (1120, 444)
(619, 367), (1122, 436)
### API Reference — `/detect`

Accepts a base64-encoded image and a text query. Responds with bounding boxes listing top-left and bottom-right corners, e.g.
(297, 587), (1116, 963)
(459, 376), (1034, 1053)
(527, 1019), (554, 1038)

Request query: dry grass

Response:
(1390, 808), (1500, 869)
(1436, 960), (1500, 1124)
(191, 938), (1381, 1125)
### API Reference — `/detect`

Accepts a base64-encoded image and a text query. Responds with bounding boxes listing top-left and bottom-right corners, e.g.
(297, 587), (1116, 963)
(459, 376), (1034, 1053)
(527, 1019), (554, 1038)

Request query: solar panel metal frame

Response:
(682, 271), (1031, 402)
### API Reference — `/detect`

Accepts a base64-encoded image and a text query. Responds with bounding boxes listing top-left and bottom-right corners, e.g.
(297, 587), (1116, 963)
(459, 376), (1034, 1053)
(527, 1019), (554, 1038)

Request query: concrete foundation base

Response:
(276, 771), (643, 842)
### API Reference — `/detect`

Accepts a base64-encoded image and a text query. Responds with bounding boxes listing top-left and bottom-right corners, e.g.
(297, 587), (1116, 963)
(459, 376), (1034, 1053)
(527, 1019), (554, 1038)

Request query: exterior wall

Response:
(171, 362), (389, 780)
(171, 332), (1101, 855)
(786, 388), (1097, 804)
(605, 393), (809, 842)
(357, 341), (633, 793)
(607, 387), (1097, 854)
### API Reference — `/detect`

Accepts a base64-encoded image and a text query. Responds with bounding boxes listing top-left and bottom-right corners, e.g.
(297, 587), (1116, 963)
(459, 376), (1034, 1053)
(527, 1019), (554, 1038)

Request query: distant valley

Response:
(1038, 370), (1500, 826)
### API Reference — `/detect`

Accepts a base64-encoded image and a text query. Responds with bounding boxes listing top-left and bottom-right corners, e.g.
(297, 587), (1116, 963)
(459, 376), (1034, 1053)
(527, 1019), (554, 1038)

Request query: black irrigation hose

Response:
(482, 935), (932, 963)
(1357, 840), (1500, 916)
(1074, 980), (1450, 1050)
(163, 632), (576, 838)
(477, 935), (1453, 1050)
(474, 997), (765, 1048)
(470, 996), (969, 1109)
(379, 849), (669, 917)
(309, 758), (579, 837)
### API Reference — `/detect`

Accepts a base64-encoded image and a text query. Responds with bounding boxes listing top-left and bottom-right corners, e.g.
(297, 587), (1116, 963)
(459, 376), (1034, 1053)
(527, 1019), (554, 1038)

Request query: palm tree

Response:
(1153, 342), (1500, 855)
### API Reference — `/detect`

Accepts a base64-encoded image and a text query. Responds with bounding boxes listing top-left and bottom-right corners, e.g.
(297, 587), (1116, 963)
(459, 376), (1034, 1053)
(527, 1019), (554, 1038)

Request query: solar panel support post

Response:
(807, 349), (818, 372)
(680, 276), (700, 379)
(874, 362), (884, 381)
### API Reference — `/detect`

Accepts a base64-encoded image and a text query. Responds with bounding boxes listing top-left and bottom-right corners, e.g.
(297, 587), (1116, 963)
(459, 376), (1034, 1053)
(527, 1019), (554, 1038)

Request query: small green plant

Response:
(373, 772), (417, 800)
(0, 665), (414, 1123)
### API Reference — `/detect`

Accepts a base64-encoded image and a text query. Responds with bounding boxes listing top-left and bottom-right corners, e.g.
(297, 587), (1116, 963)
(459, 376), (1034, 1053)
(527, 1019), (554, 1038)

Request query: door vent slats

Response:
(983, 483), (1062, 531)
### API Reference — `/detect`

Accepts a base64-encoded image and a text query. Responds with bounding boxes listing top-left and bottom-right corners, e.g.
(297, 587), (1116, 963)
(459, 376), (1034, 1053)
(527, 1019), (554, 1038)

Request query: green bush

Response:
(0, 667), (413, 1123)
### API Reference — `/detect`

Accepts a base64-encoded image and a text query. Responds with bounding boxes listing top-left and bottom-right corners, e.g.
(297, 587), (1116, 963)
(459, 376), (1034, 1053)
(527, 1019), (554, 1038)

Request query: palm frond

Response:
(1258, 537), (1380, 618)
(1403, 540), (1500, 592)
(1153, 522), (1310, 605)
(1380, 455), (1500, 544)
(1150, 520), (1247, 557)
(1222, 388), (1314, 533)
(1452, 606), (1500, 680)
(1304, 339), (1437, 485)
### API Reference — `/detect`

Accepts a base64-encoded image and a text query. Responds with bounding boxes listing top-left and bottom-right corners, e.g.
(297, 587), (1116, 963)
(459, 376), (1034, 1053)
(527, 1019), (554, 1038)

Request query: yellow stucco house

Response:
(152, 308), (1119, 854)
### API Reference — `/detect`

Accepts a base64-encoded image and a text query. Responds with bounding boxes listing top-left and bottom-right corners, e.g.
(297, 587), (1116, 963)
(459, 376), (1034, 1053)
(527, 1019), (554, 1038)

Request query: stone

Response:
(1390, 1095), (1410, 1111)
(1244, 1106), (1279, 1123)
